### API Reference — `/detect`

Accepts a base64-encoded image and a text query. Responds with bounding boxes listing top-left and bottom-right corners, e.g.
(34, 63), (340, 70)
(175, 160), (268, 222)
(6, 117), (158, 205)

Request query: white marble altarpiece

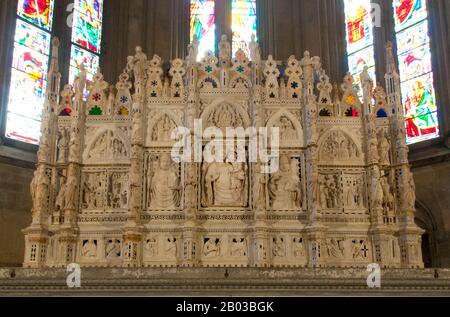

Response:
(23, 37), (424, 269)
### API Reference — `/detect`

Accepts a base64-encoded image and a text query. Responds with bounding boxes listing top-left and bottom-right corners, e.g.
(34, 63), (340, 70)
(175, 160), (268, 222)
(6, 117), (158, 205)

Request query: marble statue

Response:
(147, 154), (180, 209)
(231, 238), (247, 257)
(292, 237), (305, 257)
(165, 237), (177, 257)
(378, 131), (391, 165)
(203, 238), (221, 258)
(268, 156), (301, 210)
(145, 238), (158, 257)
(106, 240), (121, 258)
(57, 129), (69, 163)
(82, 240), (97, 258)
(55, 176), (67, 212)
(218, 34), (231, 66)
(249, 34), (261, 64)
(327, 238), (345, 258)
(202, 154), (247, 207)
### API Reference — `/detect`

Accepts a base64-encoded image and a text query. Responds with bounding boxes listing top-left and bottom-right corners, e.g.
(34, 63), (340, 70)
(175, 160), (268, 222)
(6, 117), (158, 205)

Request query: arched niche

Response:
(229, 75), (252, 89)
(318, 128), (362, 164)
(200, 98), (251, 132)
(146, 110), (182, 146)
(266, 109), (304, 148)
(197, 75), (220, 90)
(415, 200), (439, 268)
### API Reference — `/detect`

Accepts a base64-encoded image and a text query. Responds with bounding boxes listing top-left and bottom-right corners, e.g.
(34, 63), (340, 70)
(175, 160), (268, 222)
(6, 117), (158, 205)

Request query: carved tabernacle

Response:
(23, 37), (424, 269)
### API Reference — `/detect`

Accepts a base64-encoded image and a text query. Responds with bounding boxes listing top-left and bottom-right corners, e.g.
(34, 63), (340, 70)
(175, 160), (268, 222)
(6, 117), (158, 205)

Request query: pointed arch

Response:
(266, 109), (304, 147)
(200, 97), (251, 130)
(229, 75), (252, 89)
(146, 110), (183, 146)
(83, 127), (130, 163)
(318, 128), (362, 163)
(197, 75), (220, 89)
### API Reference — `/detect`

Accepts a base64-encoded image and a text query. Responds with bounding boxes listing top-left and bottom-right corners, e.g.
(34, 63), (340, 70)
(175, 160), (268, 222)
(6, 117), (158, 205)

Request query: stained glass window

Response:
(232, 0), (257, 58)
(70, 0), (103, 88)
(393, 0), (439, 144)
(4, 0), (55, 144)
(190, 0), (215, 60)
(189, 1), (258, 60)
(17, 0), (54, 31)
(343, 0), (376, 91)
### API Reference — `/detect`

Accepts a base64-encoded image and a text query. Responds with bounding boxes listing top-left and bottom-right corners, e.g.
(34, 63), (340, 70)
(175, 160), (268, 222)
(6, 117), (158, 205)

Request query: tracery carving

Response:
(85, 129), (129, 162)
(319, 130), (360, 162)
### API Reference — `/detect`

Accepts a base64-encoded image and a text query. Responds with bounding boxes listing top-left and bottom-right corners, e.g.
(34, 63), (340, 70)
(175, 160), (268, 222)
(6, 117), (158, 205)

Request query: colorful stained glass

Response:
(190, 0), (216, 59)
(348, 46), (375, 75)
(70, 46), (100, 76)
(396, 20), (429, 54)
(398, 45), (432, 81)
(404, 111), (439, 141)
(6, 1), (54, 144)
(17, 0), (54, 31)
(14, 19), (51, 55)
(344, 0), (373, 55)
(394, 0), (439, 143)
(7, 69), (45, 120)
(394, 0), (427, 32)
(344, 0), (376, 93)
(232, 0), (257, 58)
(12, 43), (49, 80)
(5, 113), (42, 144)
(74, 0), (103, 22)
(5, 69), (47, 144)
(401, 72), (437, 112)
(72, 10), (103, 53)
(401, 74), (439, 143)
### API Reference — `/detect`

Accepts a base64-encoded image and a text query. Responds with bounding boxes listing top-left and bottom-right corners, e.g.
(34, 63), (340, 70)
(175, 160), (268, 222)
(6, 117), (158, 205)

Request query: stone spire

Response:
(384, 42), (403, 120)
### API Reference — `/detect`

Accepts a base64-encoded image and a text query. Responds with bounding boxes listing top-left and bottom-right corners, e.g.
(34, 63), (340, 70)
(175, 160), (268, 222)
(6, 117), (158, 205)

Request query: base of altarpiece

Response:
(0, 267), (449, 296)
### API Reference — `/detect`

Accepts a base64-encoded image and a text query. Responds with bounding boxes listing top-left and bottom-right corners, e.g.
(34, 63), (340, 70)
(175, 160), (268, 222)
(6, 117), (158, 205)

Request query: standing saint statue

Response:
(55, 176), (67, 212)
(378, 131), (391, 165)
(249, 34), (261, 64)
(218, 34), (231, 67)
(57, 129), (68, 163)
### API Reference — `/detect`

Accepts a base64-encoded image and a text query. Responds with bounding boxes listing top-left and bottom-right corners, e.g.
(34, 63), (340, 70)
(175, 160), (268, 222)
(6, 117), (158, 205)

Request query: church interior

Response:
(0, 0), (449, 295)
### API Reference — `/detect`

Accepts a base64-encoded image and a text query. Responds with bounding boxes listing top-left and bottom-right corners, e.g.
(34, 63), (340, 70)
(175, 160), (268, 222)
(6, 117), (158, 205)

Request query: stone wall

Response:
(413, 160), (450, 267)
(0, 161), (33, 266)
